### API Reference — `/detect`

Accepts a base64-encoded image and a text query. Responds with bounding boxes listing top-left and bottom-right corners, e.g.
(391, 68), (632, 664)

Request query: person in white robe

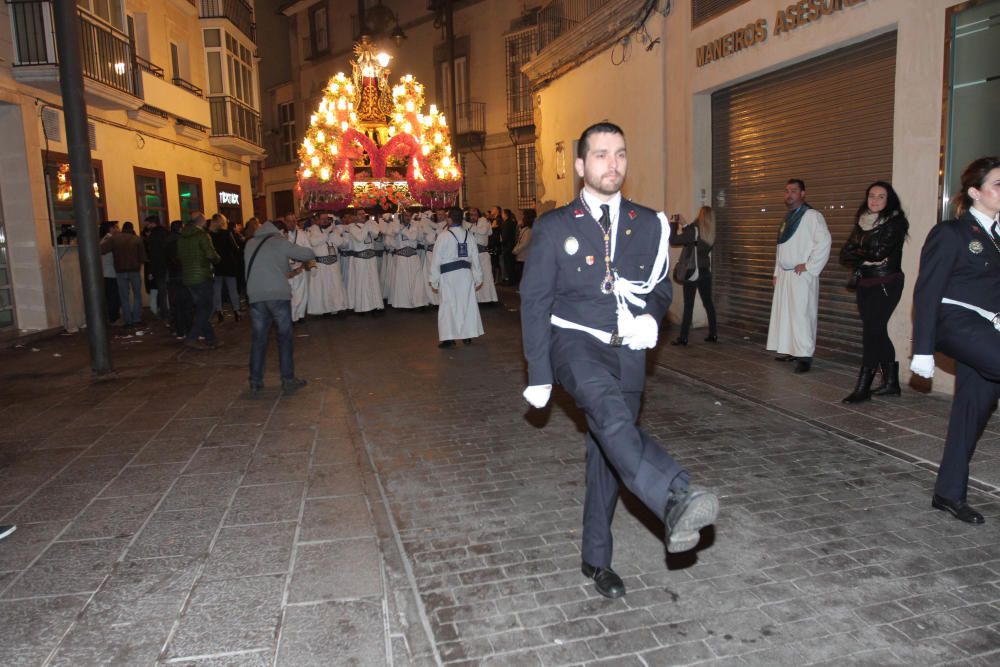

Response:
(430, 208), (484, 347)
(378, 213), (396, 301)
(420, 212), (446, 306)
(306, 214), (349, 315)
(284, 213), (312, 322)
(386, 211), (428, 309)
(468, 209), (498, 304)
(766, 179), (832, 373)
(346, 215), (385, 314)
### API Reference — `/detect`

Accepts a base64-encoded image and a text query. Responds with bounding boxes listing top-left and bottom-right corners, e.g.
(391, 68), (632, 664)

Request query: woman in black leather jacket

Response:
(839, 181), (908, 402)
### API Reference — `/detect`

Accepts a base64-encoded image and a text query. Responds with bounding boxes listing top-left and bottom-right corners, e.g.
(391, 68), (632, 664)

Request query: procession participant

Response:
(766, 179), (832, 373)
(379, 212), (397, 302)
(306, 213), (349, 316)
(430, 207), (483, 348)
(420, 211), (446, 306)
(469, 208), (499, 304)
(283, 212), (312, 322)
(386, 210), (428, 309)
(338, 209), (355, 289)
(346, 213), (385, 314)
(911, 156), (1000, 525)
(520, 122), (719, 600)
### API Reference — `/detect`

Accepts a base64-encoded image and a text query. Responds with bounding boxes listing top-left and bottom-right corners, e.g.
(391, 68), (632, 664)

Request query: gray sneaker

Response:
(664, 487), (719, 553)
(281, 377), (307, 395)
(0, 525), (16, 541)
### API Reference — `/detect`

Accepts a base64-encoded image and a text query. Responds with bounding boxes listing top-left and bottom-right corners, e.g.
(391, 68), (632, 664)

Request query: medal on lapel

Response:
(970, 241), (984, 254)
(564, 237), (579, 255)
(585, 255), (595, 266)
(628, 209), (637, 220)
(573, 209), (585, 218)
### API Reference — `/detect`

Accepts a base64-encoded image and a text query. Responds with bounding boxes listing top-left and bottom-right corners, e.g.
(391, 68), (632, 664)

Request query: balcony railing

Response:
(199, 0), (256, 43)
(537, 0), (613, 50)
(172, 76), (204, 97)
(209, 95), (262, 146)
(136, 55), (164, 78)
(454, 102), (485, 137)
(7, 0), (140, 98)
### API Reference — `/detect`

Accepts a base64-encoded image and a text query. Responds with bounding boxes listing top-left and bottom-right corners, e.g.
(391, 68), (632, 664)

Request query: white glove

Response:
(625, 314), (659, 350)
(910, 355), (935, 379)
(523, 384), (552, 408)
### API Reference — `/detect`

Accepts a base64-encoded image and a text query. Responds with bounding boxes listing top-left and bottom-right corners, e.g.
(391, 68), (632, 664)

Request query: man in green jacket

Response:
(177, 212), (221, 349)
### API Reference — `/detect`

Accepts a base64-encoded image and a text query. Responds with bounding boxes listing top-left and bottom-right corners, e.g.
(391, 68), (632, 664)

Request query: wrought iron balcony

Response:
(199, 0), (256, 43)
(537, 0), (612, 51)
(172, 76), (204, 97)
(7, 0), (141, 105)
(209, 95), (264, 155)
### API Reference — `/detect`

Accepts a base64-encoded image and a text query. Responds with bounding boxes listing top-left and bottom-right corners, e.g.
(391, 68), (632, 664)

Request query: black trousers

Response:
(552, 329), (688, 568)
(856, 277), (903, 367)
(935, 307), (1000, 502)
(103, 277), (120, 323)
(678, 274), (717, 340)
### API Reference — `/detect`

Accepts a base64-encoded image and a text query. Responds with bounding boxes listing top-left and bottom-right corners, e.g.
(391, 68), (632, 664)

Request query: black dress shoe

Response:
(932, 494), (985, 524)
(664, 486), (719, 553)
(462, 338), (472, 345)
(670, 337), (687, 346)
(793, 360), (811, 373)
(704, 334), (718, 343)
(774, 354), (795, 362)
(581, 562), (625, 599)
(437, 340), (455, 349)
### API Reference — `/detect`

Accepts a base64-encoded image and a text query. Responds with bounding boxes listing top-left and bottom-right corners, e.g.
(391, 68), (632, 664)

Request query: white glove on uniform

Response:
(910, 355), (935, 379)
(523, 384), (552, 408)
(625, 314), (659, 351)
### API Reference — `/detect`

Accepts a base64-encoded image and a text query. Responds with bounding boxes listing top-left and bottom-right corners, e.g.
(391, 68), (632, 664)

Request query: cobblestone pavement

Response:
(0, 294), (998, 666)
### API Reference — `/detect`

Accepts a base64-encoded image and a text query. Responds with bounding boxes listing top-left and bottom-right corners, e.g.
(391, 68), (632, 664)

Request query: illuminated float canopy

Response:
(296, 37), (462, 212)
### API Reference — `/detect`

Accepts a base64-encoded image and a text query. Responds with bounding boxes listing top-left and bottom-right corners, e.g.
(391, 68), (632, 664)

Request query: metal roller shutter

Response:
(711, 31), (897, 358)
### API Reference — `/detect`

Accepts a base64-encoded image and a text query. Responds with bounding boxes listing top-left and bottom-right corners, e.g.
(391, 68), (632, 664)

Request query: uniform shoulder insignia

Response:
(573, 209), (585, 218)
(627, 209), (637, 220)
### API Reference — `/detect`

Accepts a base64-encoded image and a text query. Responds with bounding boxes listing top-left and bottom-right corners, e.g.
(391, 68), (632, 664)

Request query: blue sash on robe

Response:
(777, 204), (812, 245)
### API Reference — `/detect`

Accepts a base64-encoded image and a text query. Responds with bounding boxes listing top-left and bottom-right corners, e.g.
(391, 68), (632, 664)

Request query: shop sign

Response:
(696, 0), (871, 68)
(218, 191), (240, 206)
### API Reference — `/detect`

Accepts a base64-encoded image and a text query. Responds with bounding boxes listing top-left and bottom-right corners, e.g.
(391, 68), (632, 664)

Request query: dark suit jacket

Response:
(520, 198), (672, 386)
(912, 212), (1000, 355)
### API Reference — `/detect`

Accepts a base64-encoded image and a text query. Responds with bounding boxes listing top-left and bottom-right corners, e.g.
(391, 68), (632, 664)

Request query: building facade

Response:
(528, 0), (998, 392)
(257, 0), (543, 219)
(0, 0), (263, 333)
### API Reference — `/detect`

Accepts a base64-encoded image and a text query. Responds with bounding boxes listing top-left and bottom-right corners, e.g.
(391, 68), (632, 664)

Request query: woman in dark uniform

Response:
(911, 156), (1000, 525)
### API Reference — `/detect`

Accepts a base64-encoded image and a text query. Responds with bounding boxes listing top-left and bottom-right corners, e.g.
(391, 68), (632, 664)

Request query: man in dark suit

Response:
(520, 122), (719, 599)
(911, 156), (1000, 525)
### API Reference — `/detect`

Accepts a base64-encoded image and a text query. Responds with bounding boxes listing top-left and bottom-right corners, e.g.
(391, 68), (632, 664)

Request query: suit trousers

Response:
(553, 330), (688, 568)
(935, 307), (1000, 502)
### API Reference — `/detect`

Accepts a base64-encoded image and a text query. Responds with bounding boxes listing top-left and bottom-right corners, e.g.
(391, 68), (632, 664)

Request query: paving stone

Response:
(61, 493), (160, 540)
(100, 462), (186, 498)
(0, 595), (89, 667)
(160, 471), (242, 511)
(299, 495), (373, 542)
(46, 616), (173, 667)
(226, 481), (305, 526)
(185, 445), (254, 474)
(3, 537), (129, 598)
(6, 482), (105, 523)
(276, 599), (384, 666)
(166, 574), (284, 661)
(201, 522), (296, 581)
(127, 506), (226, 559)
(288, 537), (382, 603)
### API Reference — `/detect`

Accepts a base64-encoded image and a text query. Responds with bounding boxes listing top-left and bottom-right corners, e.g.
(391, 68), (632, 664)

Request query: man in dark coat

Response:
(519, 122), (719, 599)
(143, 215), (170, 320)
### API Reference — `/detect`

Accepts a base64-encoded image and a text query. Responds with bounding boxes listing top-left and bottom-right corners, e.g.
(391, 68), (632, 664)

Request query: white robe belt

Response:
(941, 297), (1000, 332)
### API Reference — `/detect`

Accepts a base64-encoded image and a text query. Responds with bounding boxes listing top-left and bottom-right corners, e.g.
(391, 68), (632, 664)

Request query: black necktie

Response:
(599, 204), (611, 236)
(992, 222), (1000, 246)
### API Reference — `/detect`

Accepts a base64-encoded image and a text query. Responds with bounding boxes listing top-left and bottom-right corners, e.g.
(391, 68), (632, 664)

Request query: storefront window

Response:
(134, 168), (168, 224)
(177, 176), (203, 222)
(43, 155), (107, 244)
(943, 0), (1000, 217)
